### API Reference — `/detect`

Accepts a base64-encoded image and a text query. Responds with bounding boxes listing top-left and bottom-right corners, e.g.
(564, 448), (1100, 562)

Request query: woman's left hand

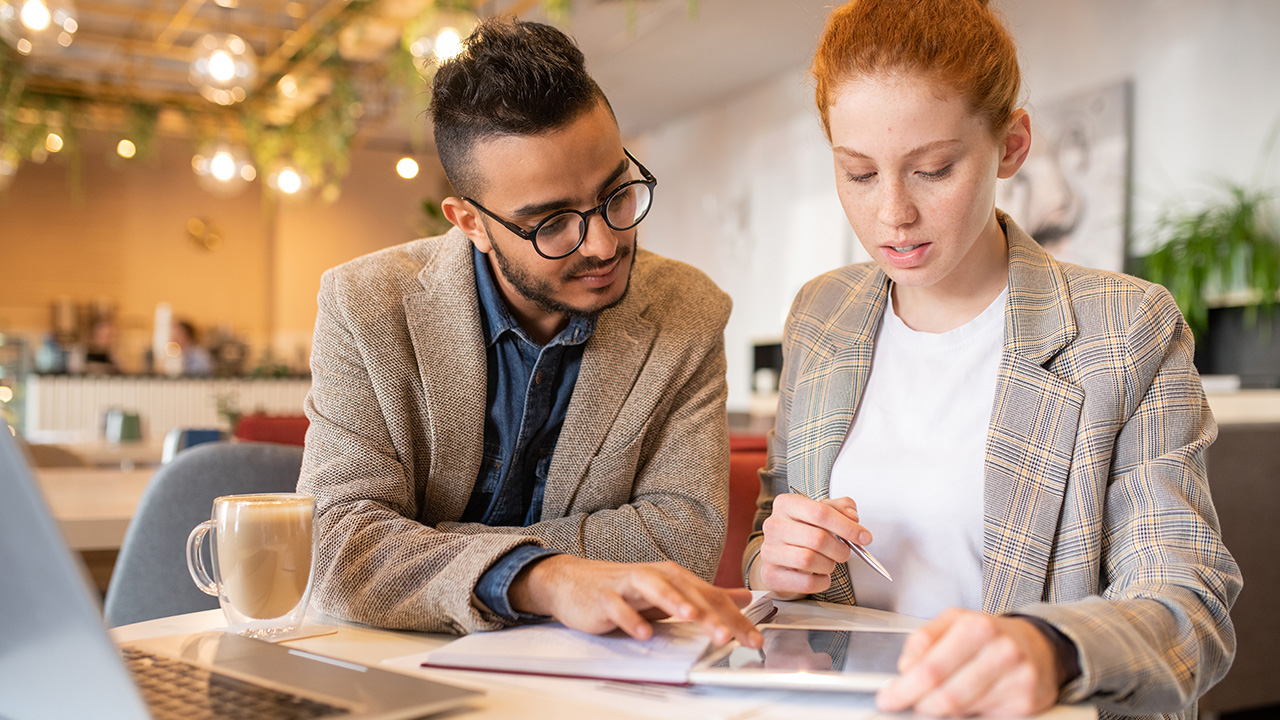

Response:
(876, 609), (1062, 717)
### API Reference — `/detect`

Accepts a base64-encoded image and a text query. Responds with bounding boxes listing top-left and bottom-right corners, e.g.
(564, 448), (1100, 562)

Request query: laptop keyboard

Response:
(122, 646), (347, 719)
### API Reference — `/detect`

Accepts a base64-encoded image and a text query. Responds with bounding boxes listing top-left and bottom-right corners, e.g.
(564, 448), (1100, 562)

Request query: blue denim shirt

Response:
(466, 246), (595, 620)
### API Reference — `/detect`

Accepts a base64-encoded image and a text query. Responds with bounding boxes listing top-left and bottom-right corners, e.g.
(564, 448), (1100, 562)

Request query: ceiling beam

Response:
(257, 0), (351, 79)
(22, 76), (211, 111)
(156, 0), (207, 51)
(75, 0), (300, 34)
(72, 31), (192, 63)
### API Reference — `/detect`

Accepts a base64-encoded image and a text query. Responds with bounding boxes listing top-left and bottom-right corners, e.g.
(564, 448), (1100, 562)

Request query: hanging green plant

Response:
(542, 0), (573, 23)
(123, 103), (161, 162)
(387, 44), (431, 150)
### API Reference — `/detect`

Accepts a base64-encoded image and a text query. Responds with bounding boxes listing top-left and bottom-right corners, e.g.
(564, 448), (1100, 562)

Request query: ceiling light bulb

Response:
(403, 8), (477, 78)
(44, 132), (63, 153)
(210, 151), (236, 181)
(208, 50), (236, 82)
(189, 32), (258, 106)
(434, 27), (463, 60)
(19, 0), (50, 31)
(396, 157), (419, 179)
(0, 0), (76, 54)
(277, 168), (302, 194)
(117, 139), (136, 158)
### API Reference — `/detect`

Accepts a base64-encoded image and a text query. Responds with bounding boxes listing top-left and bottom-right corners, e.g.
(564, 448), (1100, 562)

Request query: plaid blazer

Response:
(299, 230), (732, 635)
(744, 214), (1241, 719)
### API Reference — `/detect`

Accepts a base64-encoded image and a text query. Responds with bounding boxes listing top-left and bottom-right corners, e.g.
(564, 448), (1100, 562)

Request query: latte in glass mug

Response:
(187, 493), (315, 639)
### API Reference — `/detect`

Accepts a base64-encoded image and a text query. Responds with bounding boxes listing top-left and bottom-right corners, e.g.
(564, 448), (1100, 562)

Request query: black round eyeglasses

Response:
(463, 149), (657, 260)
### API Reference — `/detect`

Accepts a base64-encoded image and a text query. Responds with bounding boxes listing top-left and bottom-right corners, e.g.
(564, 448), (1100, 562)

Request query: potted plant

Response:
(1139, 181), (1280, 385)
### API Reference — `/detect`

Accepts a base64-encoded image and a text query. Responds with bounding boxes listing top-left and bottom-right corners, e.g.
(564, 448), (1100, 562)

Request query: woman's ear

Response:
(997, 109), (1033, 180)
(442, 197), (493, 253)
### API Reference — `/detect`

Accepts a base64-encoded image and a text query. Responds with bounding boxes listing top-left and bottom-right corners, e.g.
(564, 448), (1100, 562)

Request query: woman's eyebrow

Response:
(834, 139), (962, 160)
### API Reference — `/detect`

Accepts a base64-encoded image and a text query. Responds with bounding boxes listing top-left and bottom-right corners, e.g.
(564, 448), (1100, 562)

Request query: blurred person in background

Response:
(172, 319), (213, 376)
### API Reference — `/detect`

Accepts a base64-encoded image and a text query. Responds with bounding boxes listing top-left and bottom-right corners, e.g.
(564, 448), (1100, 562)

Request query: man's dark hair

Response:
(430, 18), (610, 197)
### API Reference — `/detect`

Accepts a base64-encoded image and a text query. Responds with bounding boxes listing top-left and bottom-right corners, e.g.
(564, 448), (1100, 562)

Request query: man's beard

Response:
(486, 228), (636, 319)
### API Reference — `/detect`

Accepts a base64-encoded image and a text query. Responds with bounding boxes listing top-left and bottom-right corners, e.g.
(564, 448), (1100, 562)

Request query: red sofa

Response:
(715, 433), (768, 587)
(233, 414), (310, 447)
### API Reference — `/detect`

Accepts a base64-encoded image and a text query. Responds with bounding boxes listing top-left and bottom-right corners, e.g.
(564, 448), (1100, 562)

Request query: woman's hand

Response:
(877, 609), (1062, 717)
(757, 492), (870, 596)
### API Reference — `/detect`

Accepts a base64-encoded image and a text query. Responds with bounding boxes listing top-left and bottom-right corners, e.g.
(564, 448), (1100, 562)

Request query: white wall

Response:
(635, 0), (1280, 411)
(999, 0), (1280, 251)
(633, 69), (863, 411)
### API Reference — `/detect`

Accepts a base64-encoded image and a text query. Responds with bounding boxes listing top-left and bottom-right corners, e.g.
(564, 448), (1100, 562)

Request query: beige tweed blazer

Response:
(299, 230), (732, 634)
(744, 214), (1241, 720)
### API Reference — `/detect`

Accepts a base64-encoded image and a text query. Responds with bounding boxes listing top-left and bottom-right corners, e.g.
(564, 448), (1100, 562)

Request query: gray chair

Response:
(103, 441), (305, 628)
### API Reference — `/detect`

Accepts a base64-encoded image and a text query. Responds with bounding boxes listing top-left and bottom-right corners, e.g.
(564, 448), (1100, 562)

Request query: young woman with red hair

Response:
(744, 1), (1240, 717)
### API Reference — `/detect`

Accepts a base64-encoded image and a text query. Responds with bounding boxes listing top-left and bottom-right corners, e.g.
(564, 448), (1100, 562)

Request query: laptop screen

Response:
(0, 428), (151, 719)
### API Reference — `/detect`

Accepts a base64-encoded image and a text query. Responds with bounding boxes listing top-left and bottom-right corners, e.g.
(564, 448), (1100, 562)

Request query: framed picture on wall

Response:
(997, 80), (1132, 273)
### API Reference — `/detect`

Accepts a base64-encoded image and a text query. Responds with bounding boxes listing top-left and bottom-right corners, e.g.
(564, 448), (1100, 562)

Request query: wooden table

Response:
(35, 466), (154, 551)
(112, 603), (1095, 720)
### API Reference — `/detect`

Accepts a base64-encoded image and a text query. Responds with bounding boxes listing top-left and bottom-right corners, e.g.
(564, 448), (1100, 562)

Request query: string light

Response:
(266, 162), (311, 196)
(192, 141), (255, 197)
(396, 157), (419, 179)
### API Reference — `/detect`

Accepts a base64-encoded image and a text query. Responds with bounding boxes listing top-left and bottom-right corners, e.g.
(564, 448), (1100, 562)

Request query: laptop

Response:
(0, 427), (482, 720)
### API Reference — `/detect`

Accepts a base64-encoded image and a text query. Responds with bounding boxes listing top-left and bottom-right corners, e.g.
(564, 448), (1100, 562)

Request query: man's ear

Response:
(997, 109), (1033, 180)
(442, 197), (493, 253)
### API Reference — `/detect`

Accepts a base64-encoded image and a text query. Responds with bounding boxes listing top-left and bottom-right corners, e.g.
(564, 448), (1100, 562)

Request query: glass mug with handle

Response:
(186, 493), (316, 639)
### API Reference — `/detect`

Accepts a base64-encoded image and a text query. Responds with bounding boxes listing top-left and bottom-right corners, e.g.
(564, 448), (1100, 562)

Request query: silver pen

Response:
(789, 484), (893, 582)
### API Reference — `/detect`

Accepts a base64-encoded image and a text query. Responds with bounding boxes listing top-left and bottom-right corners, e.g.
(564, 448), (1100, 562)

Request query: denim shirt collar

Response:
(473, 245), (595, 349)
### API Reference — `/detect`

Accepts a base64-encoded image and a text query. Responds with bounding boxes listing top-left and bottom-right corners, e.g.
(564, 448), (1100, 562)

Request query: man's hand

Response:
(508, 556), (763, 649)
(876, 609), (1062, 717)
(757, 492), (868, 596)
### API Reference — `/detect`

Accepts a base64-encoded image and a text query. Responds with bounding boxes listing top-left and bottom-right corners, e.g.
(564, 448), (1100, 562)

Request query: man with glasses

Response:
(299, 17), (761, 649)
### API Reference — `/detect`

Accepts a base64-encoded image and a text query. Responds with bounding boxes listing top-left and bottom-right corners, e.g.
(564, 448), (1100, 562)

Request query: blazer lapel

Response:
(982, 215), (1084, 614)
(788, 268), (889, 499)
(540, 277), (657, 520)
(404, 233), (487, 523)
(790, 268), (888, 606)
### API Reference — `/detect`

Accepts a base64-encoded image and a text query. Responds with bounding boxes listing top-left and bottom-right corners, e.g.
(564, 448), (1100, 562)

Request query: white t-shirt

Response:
(827, 286), (1007, 619)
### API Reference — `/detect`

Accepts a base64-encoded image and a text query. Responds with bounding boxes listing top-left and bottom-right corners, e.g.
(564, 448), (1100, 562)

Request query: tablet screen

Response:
(688, 628), (909, 691)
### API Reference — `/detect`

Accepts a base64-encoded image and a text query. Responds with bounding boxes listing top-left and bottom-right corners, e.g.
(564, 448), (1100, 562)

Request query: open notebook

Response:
(409, 591), (776, 684)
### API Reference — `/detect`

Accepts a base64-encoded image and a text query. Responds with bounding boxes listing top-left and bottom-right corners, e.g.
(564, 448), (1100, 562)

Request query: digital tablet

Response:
(688, 626), (910, 692)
